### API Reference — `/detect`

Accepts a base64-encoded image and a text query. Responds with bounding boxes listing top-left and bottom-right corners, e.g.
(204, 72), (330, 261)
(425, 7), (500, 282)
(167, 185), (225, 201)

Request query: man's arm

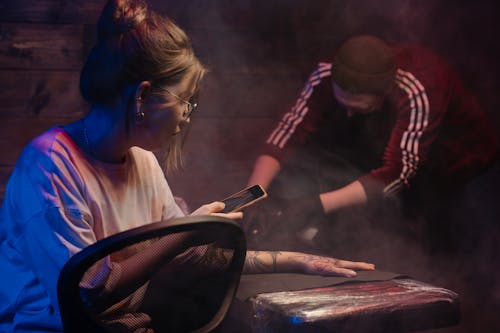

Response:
(246, 155), (281, 190)
(245, 159), (369, 231)
(319, 180), (368, 214)
(247, 63), (333, 190)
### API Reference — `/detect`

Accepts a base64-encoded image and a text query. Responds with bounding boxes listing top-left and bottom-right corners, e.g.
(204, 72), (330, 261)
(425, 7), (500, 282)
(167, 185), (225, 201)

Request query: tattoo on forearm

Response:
(243, 251), (267, 273)
(197, 246), (232, 271)
(244, 251), (282, 273)
(294, 254), (337, 272)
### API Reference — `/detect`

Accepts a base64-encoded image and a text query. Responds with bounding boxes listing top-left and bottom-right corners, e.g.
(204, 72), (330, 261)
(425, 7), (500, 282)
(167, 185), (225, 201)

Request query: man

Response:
(246, 35), (499, 257)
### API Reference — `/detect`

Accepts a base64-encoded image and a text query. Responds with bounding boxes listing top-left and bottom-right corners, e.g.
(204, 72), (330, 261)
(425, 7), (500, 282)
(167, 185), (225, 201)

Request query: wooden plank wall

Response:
(1, 0), (499, 209)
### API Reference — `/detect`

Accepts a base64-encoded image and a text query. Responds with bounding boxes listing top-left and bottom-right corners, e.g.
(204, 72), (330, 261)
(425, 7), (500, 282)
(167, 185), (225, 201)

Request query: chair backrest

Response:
(57, 215), (246, 333)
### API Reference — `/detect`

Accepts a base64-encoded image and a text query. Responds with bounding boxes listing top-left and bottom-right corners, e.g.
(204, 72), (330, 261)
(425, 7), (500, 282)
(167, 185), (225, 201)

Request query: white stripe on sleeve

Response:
(383, 69), (430, 197)
(266, 63), (332, 149)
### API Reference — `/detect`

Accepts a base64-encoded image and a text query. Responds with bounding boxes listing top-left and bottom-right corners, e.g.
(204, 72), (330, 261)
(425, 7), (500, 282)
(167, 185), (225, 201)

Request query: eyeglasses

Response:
(163, 88), (198, 119)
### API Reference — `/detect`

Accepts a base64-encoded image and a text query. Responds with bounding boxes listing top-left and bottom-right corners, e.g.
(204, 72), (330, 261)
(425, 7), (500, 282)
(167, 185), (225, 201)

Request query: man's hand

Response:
(280, 195), (325, 231)
(240, 195), (325, 250)
(241, 199), (283, 245)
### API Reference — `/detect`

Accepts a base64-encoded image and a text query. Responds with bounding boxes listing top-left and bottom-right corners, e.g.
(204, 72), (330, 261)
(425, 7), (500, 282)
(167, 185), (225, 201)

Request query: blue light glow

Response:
(290, 316), (303, 325)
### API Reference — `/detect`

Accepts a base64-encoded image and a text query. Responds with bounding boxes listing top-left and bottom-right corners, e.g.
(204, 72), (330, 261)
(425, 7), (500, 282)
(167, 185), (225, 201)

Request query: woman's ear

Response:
(135, 81), (152, 101)
(133, 81), (152, 124)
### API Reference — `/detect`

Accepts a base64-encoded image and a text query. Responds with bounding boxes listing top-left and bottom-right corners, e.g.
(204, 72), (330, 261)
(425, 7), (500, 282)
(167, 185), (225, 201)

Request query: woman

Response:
(0, 0), (374, 331)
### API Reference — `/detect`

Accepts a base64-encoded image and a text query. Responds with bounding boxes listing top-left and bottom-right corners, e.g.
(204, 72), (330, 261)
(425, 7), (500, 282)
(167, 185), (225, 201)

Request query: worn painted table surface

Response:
(246, 277), (460, 333)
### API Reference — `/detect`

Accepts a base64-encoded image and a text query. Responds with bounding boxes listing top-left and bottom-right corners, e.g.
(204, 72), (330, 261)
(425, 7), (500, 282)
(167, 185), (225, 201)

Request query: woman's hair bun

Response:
(97, 0), (148, 40)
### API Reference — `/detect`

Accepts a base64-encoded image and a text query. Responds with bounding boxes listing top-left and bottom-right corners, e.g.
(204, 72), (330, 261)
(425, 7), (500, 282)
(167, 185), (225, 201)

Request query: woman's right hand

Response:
(190, 201), (243, 221)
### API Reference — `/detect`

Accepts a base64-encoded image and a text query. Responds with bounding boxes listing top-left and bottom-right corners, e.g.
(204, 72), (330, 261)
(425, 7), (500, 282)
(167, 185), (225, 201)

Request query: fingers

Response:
(300, 255), (375, 278)
(190, 202), (244, 222)
(191, 201), (225, 216)
(301, 260), (356, 277)
(328, 268), (357, 277)
(206, 201), (225, 213)
(336, 259), (376, 271)
(212, 212), (244, 220)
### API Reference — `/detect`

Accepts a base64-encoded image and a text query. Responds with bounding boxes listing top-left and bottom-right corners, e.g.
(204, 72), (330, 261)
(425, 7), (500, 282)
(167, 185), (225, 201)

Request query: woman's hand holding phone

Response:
(190, 201), (243, 221)
(190, 184), (267, 221)
(220, 184), (268, 213)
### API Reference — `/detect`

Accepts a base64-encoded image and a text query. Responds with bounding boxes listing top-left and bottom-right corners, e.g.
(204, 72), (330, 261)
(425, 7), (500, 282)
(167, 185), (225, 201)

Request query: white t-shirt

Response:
(0, 127), (184, 332)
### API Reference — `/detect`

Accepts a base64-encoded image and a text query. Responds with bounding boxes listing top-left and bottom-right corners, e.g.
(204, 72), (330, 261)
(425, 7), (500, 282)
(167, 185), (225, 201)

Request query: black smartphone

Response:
(220, 184), (268, 213)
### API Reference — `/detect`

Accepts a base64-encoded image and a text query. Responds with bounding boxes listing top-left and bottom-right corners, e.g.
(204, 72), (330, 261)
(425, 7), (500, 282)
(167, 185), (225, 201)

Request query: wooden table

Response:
(233, 271), (460, 333)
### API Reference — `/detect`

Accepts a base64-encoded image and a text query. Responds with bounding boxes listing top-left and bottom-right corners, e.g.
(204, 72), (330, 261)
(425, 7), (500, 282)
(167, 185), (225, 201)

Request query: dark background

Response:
(1, 1), (499, 332)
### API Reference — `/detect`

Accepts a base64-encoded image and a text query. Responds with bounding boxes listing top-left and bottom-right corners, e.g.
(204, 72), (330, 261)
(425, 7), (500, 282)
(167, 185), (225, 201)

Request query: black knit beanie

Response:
(331, 35), (396, 94)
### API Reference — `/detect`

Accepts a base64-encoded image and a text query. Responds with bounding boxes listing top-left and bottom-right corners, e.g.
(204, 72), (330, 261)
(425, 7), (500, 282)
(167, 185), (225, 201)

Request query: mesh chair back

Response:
(57, 215), (246, 333)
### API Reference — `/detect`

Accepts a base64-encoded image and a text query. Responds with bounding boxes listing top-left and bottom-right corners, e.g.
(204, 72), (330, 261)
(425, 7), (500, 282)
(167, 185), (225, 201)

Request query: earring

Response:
(135, 97), (145, 122)
(135, 109), (145, 121)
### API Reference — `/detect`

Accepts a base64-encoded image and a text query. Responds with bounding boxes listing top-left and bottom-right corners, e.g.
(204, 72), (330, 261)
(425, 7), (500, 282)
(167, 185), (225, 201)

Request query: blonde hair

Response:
(80, 0), (205, 171)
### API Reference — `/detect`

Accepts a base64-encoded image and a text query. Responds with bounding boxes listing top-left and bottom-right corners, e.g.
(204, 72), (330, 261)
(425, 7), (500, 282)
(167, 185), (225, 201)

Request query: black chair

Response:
(57, 215), (246, 333)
